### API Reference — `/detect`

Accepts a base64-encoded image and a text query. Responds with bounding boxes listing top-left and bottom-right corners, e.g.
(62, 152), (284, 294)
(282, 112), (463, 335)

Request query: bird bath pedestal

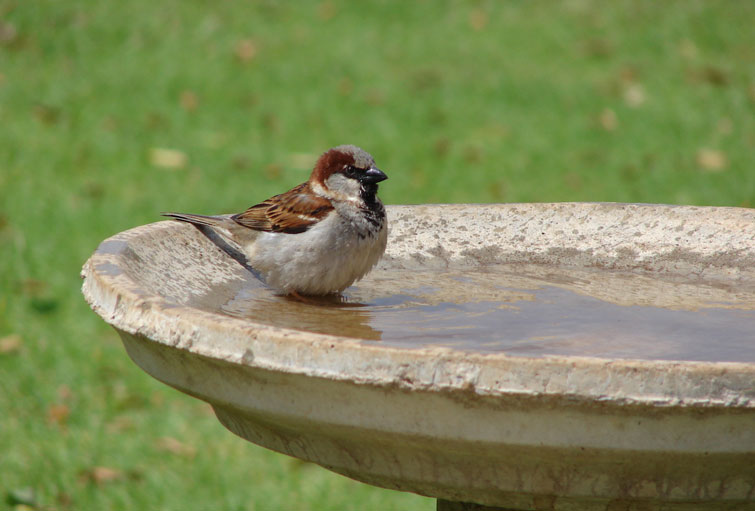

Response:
(82, 204), (755, 511)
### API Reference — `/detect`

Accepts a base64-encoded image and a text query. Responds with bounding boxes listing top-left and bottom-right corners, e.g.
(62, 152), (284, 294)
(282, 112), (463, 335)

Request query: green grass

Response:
(0, 0), (753, 509)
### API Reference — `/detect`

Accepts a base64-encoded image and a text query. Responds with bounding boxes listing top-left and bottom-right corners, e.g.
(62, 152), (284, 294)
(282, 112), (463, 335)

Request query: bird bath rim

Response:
(81, 203), (755, 509)
(82, 203), (755, 410)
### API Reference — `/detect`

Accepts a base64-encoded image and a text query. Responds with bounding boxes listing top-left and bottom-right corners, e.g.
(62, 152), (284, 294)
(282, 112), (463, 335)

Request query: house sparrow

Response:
(163, 145), (388, 297)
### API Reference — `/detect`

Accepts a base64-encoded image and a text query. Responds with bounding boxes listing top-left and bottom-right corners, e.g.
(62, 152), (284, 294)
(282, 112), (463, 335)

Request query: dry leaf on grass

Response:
(0, 334), (21, 354)
(234, 39), (257, 62)
(623, 83), (646, 107)
(468, 9), (489, 31)
(0, 21), (18, 44)
(47, 404), (70, 426)
(318, 1), (336, 21)
(105, 416), (136, 433)
(180, 90), (199, 112)
(696, 149), (728, 172)
(599, 108), (618, 131)
(57, 384), (73, 401)
(155, 437), (197, 458)
(79, 466), (124, 486)
(149, 148), (188, 170)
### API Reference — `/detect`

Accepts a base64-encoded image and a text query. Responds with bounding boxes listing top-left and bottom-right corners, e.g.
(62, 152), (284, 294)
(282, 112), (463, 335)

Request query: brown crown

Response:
(310, 147), (357, 184)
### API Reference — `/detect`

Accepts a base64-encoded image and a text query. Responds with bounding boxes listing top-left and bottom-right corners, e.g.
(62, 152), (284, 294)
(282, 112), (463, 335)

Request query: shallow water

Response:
(205, 264), (755, 363)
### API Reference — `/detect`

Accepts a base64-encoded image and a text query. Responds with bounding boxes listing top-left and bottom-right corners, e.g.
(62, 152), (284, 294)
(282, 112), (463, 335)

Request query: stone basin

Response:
(81, 203), (755, 510)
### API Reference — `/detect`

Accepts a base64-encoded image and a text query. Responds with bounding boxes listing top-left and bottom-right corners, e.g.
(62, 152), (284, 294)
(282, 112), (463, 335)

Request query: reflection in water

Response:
(222, 284), (382, 340)
(197, 264), (755, 363)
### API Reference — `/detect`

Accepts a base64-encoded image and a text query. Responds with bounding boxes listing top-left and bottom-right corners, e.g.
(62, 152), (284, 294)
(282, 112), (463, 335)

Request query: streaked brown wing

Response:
(231, 182), (334, 234)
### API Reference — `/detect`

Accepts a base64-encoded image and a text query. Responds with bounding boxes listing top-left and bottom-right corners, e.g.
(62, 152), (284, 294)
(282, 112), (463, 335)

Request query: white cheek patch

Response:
(325, 173), (362, 199)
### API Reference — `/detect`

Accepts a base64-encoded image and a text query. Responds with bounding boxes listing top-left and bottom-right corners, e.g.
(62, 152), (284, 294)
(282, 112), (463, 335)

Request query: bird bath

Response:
(81, 203), (755, 510)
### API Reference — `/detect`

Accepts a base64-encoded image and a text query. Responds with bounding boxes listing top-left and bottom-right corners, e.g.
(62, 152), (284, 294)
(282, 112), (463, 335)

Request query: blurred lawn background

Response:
(1, 0), (753, 509)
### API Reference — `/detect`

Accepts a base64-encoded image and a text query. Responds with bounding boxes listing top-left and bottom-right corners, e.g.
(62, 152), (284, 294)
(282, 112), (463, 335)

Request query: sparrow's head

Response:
(311, 145), (387, 200)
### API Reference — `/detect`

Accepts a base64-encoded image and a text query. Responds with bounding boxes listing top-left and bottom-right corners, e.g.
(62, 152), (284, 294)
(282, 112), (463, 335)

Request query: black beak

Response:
(361, 167), (388, 184)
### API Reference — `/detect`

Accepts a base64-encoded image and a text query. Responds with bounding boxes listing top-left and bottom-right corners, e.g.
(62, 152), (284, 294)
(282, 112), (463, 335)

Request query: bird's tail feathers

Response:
(161, 212), (257, 250)
(161, 212), (224, 227)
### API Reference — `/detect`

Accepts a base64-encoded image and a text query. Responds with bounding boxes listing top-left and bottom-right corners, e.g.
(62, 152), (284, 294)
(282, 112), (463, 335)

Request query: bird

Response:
(162, 145), (388, 298)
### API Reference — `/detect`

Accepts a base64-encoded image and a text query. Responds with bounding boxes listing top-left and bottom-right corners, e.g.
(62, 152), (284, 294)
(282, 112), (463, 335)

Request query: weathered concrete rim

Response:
(81, 203), (755, 410)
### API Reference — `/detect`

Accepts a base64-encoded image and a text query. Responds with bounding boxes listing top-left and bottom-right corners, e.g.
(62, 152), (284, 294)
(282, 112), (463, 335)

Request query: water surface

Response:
(202, 264), (755, 363)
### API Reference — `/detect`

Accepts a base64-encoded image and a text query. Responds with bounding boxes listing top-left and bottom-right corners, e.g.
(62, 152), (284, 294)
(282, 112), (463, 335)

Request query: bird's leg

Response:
(286, 290), (346, 305)
(287, 290), (316, 304)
